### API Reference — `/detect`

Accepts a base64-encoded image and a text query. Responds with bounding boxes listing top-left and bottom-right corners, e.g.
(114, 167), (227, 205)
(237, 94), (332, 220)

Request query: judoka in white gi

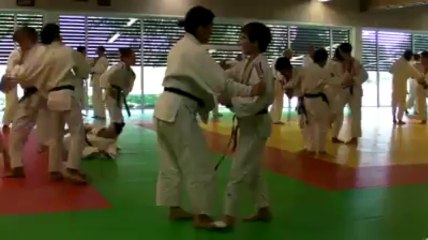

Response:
(218, 22), (273, 228)
(390, 50), (424, 125)
(91, 46), (109, 119)
(275, 57), (311, 152)
(11, 24), (87, 183)
(270, 48), (293, 124)
(2, 27), (49, 178)
(413, 51), (428, 123)
(330, 43), (368, 144)
(298, 48), (335, 155)
(303, 46), (315, 67)
(406, 54), (421, 114)
(101, 48), (136, 128)
(2, 49), (19, 131)
(154, 6), (265, 230)
(64, 123), (123, 159)
(73, 46), (91, 110)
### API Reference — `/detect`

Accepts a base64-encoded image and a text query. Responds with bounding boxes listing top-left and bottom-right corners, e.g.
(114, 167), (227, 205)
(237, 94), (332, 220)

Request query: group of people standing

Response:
(0, 23), (135, 183)
(152, 5), (369, 231)
(269, 43), (367, 155)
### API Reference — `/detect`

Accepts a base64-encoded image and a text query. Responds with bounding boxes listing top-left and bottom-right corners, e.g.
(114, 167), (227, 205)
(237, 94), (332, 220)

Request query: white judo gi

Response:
(329, 59), (368, 139)
(390, 57), (423, 122)
(91, 56), (109, 118)
(7, 45), (49, 169)
(101, 62), (135, 124)
(72, 50), (91, 109)
(413, 62), (428, 121)
(298, 62), (334, 153)
(64, 126), (118, 159)
(14, 42), (85, 173)
(223, 53), (274, 217)
(3, 50), (20, 126)
(283, 68), (313, 150)
(154, 33), (256, 215)
(269, 57), (285, 123)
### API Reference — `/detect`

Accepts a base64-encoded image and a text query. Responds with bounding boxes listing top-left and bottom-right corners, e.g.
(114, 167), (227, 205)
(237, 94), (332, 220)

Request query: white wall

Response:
(1, 0), (428, 31)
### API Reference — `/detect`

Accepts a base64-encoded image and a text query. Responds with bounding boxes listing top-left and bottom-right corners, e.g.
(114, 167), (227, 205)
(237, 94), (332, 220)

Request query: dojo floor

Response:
(1, 108), (428, 240)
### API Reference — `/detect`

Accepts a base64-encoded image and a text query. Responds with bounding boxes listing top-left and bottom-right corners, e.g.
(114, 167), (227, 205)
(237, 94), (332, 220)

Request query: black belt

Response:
(215, 107), (268, 171)
(164, 87), (204, 107)
(19, 87), (38, 103)
(49, 85), (75, 92)
(111, 85), (131, 117)
(296, 93), (329, 124)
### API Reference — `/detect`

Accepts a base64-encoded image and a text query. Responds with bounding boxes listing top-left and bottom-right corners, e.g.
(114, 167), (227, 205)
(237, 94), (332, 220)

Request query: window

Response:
(289, 26), (331, 66)
(60, 15), (143, 109)
(209, 23), (241, 62)
(413, 33), (428, 54)
(360, 28), (428, 107)
(59, 15), (86, 50)
(142, 17), (184, 107)
(361, 30), (378, 107)
(265, 24), (288, 65)
(0, 13), (16, 65)
(87, 16), (141, 65)
(331, 28), (350, 56)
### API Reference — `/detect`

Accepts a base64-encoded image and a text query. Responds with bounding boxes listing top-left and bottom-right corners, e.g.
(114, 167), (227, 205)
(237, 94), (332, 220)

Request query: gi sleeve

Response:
(192, 49), (253, 97)
(92, 57), (109, 74)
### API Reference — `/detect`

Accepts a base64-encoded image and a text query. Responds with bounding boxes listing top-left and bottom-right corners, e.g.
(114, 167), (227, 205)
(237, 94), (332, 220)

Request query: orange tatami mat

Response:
(201, 108), (428, 168)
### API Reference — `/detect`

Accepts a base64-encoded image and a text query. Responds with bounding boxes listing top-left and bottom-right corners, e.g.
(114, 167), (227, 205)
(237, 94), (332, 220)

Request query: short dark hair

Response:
(40, 23), (61, 45)
(77, 46), (86, 53)
(97, 46), (106, 52)
(414, 54), (421, 61)
(183, 6), (215, 35)
(119, 47), (134, 57)
(313, 48), (329, 64)
(13, 27), (38, 43)
(275, 57), (292, 71)
(333, 48), (344, 61)
(403, 49), (413, 61)
(421, 51), (428, 60)
(241, 22), (272, 53)
(338, 43), (352, 54)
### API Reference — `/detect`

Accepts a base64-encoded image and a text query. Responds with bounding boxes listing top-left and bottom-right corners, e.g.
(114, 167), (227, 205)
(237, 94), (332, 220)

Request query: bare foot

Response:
(3, 167), (25, 178)
(169, 207), (193, 221)
(65, 169), (88, 185)
(397, 120), (406, 125)
(193, 214), (228, 230)
(273, 121), (285, 125)
(332, 137), (344, 144)
(420, 120), (427, 125)
(243, 207), (272, 223)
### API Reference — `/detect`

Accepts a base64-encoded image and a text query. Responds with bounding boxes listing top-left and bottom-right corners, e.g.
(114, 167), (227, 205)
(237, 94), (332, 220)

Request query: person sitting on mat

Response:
(63, 122), (125, 159)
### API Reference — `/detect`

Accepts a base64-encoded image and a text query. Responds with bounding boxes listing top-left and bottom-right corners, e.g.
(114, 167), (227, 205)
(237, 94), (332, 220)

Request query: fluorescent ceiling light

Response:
(318, 0), (331, 2)
(126, 18), (138, 27)
(108, 33), (120, 43)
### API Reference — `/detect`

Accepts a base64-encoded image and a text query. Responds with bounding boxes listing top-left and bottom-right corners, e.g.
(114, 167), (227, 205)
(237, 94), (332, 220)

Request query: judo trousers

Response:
(304, 98), (330, 153)
(48, 98), (84, 172)
(332, 89), (362, 138)
(224, 115), (270, 216)
(155, 101), (216, 215)
(3, 87), (18, 125)
(9, 93), (49, 168)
